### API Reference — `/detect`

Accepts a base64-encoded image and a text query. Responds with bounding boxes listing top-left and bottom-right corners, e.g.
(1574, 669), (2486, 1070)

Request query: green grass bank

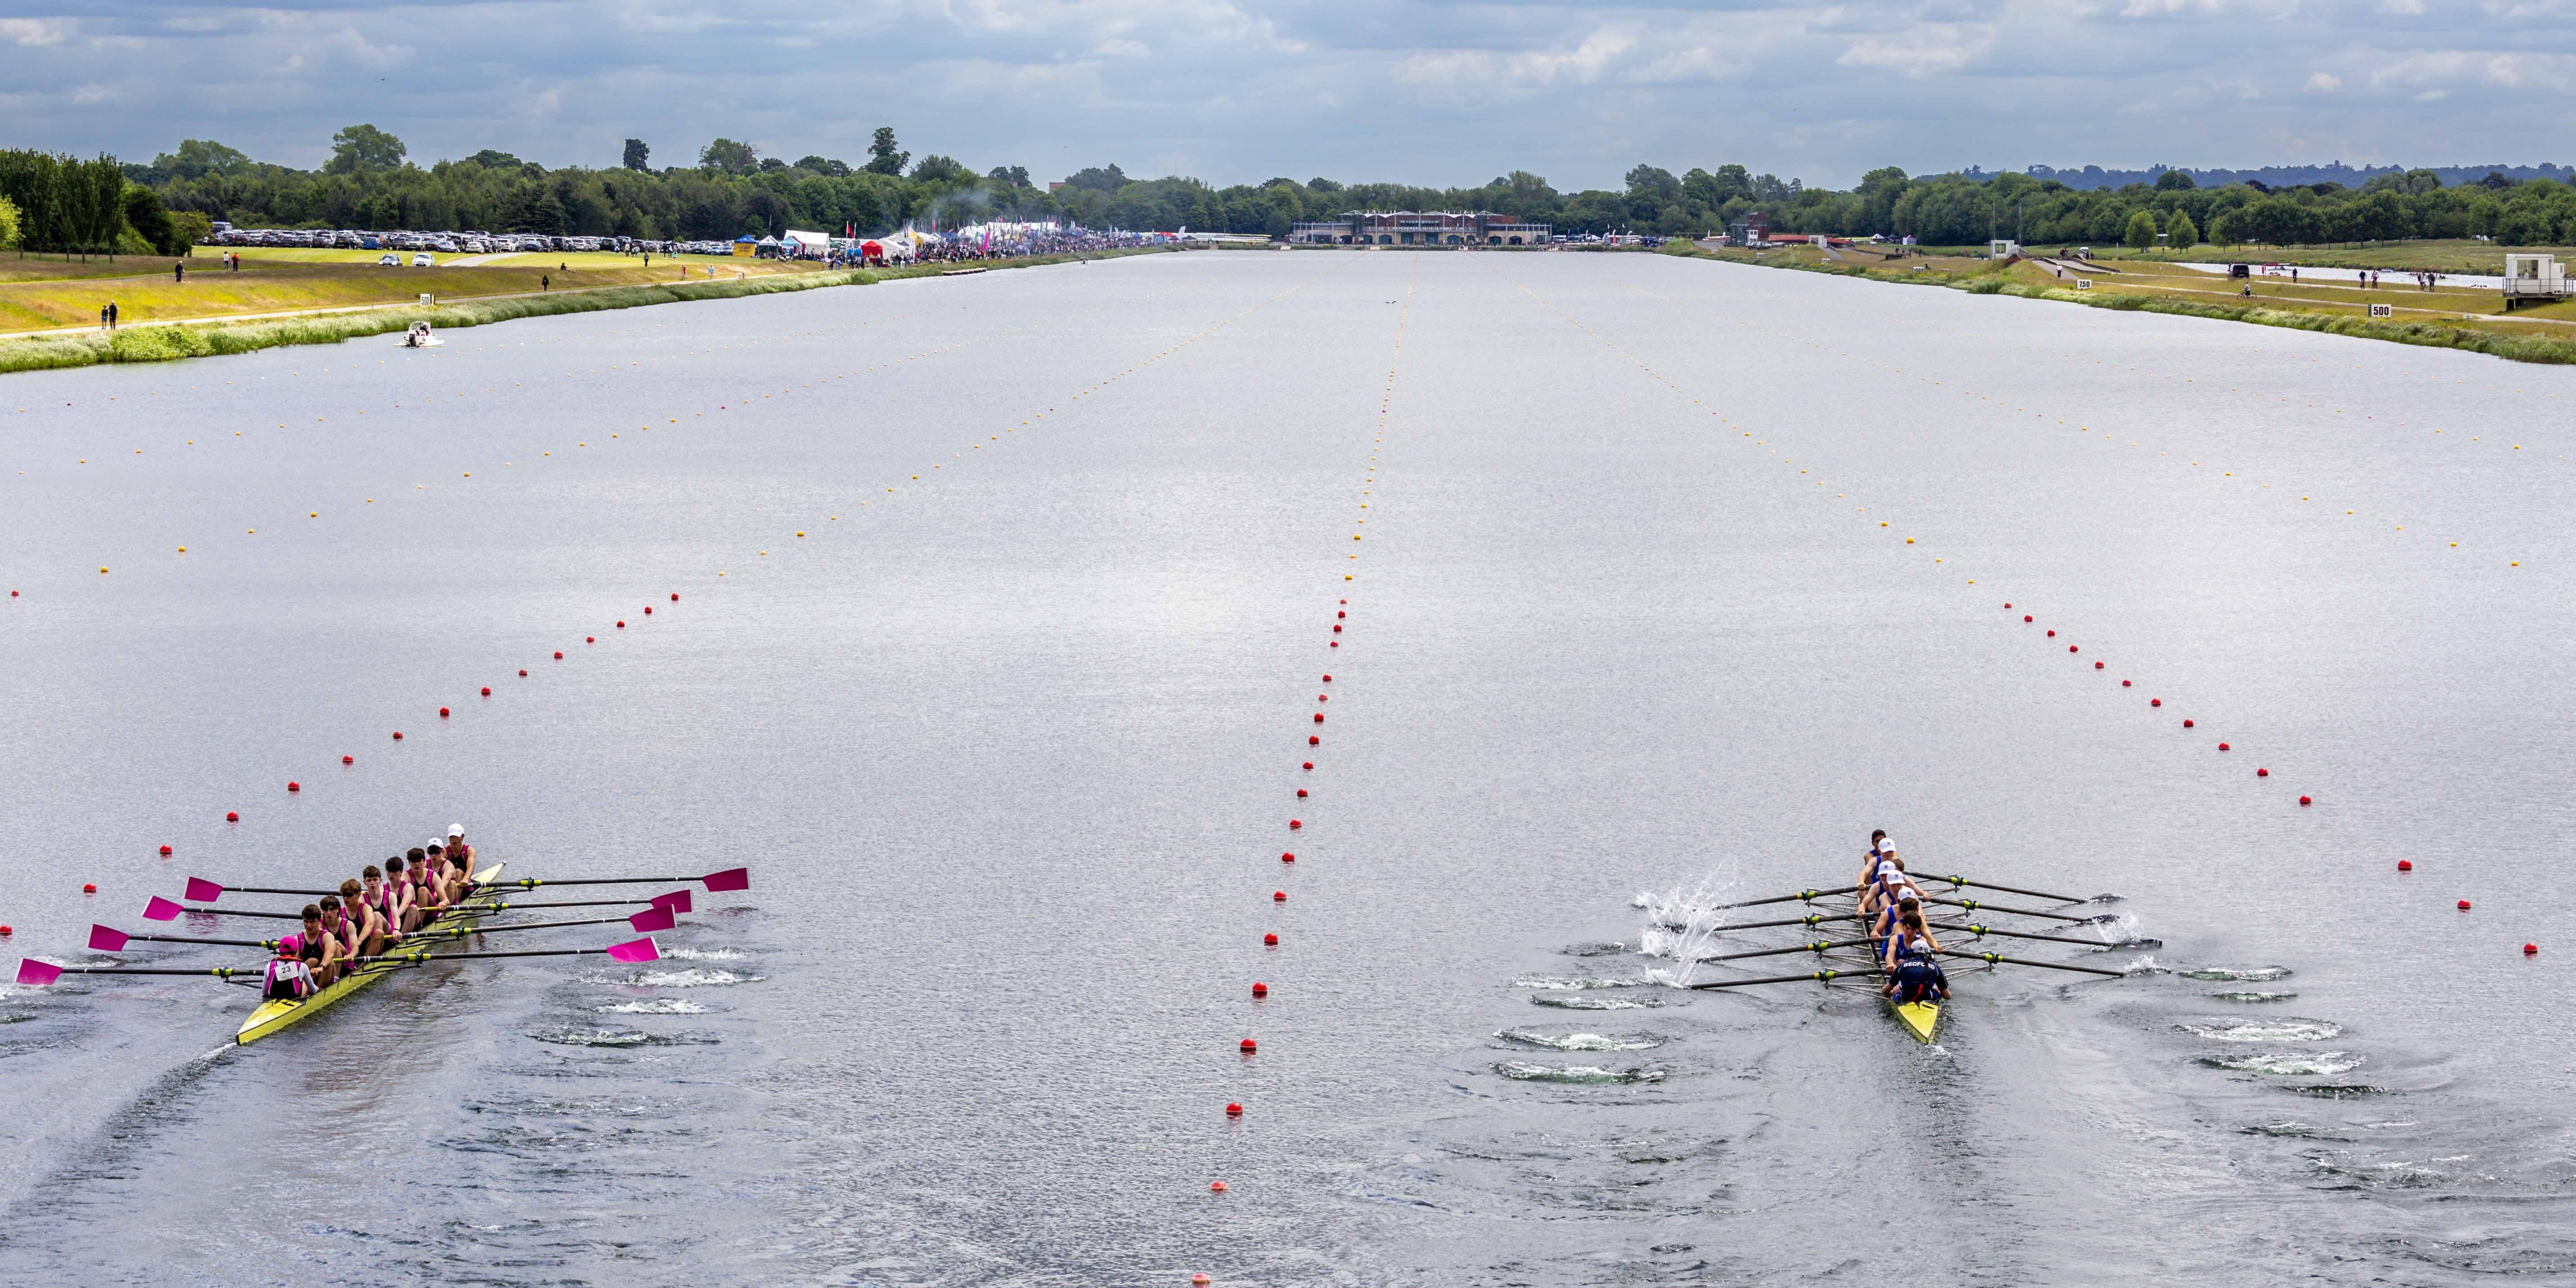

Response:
(0, 248), (1166, 376)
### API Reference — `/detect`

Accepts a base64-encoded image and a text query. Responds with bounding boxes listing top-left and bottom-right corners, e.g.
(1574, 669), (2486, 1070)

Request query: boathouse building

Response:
(1289, 212), (1552, 246)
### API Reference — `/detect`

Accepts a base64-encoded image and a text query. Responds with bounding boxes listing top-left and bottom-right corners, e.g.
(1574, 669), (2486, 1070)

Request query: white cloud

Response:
(2304, 71), (2342, 91)
(1837, 25), (1996, 77)
(0, 17), (73, 45)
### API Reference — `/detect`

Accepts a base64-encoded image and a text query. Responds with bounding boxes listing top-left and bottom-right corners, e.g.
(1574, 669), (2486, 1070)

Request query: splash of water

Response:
(1631, 857), (1744, 988)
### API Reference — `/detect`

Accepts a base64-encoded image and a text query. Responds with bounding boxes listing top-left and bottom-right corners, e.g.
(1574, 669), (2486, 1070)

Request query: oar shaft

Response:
(1921, 895), (2089, 924)
(1923, 874), (2084, 904)
(495, 877), (688, 888)
(1696, 937), (1872, 964)
(1709, 888), (1837, 912)
(222, 886), (338, 897)
(172, 907), (302, 921)
(1938, 949), (2126, 978)
(1947, 922), (2115, 948)
(366, 945), (617, 964)
(1689, 967), (1885, 991)
(407, 913), (634, 940)
(32, 964), (255, 978)
(121, 934), (277, 949)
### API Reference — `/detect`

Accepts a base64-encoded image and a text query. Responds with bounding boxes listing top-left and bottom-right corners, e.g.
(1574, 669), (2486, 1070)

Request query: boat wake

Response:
(1495, 1028), (1663, 1052)
(1493, 1059), (1664, 1085)
(597, 998), (709, 1015)
(1530, 994), (1658, 1010)
(2177, 1017), (2343, 1042)
(2202, 1051), (2365, 1076)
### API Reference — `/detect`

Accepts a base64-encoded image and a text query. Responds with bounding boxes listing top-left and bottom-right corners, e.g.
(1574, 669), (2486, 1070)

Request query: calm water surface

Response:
(0, 251), (2569, 1285)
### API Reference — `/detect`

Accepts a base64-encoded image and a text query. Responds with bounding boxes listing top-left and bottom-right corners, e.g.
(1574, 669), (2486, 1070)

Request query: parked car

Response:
(377, 253), (401, 267)
(411, 253), (436, 267)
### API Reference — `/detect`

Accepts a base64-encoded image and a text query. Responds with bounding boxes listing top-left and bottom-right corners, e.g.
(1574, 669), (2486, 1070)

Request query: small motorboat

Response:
(401, 321), (443, 348)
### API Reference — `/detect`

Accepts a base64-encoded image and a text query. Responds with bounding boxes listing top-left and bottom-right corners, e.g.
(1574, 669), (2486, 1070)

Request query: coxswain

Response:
(263, 905), (328, 1000)
(313, 895), (361, 986)
(1881, 907), (1948, 1004)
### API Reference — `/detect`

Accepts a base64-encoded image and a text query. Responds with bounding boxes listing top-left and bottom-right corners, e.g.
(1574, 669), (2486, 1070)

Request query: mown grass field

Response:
(1681, 238), (2576, 363)
(0, 252), (825, 334)
(2066, 239), (2576, 276)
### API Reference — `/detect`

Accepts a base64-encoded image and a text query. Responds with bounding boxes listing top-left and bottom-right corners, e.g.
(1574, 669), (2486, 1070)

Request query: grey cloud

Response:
(5, 0), (2574, 189)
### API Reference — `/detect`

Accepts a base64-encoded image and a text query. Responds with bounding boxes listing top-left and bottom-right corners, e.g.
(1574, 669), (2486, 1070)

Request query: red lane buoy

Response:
(1337, 611), (1346, 619)
(287, 781), (299, 792)
(1332, 624), (1342, 633)
(554, 651), (563, 660)
(1309, 736), (1320, 746)
(2024, 615), (2032, 622)
(1225, 1103), (1243, 1117)
(671, 593), (679, 601)
(644, 607), (652, 615)
(586, 637), (595, 644)
(2094, 661), (2103, 669)
(1288, 819), (1301, 830)
(519, 669), (528, 677)
(2526, 943), (2540, 955)
(439, 707), (450, 718)
(2300, 796), (2312, 806)
(1322, 674), (1332, 682)
(616, 621), (625, 628)
(1282, 852), (1295, 863)
(2458, 899), (2472, 910)
(2046, 629), (2055, 637)
(2151, 699), (2161, 707)
(2256, 768), (2268, 777)
(1272, 890), (1286, 902)
(2070, 646), (2079, 654)
(2218, 742), (2230, 751)
(226, 811), (238, 822)
(1209, 1181), (1228, 1194)
(82, 884), (96, 894)
(393, 731), (404, 740)
(1340, 599), (1346, 605)
(1329, 641), (1338, 648)
(2183, 719), (2194, 728)
(1302, 761), (1314, 770)
(480, 687), (491, 696)
(2005, 603), (2012, 609)
(1240, 1039), (1257, 1053)
(1264, 932), (1279, 945)
(0, 926), (10, 935)
(1251, 982), (1268, 997)
(2398, 859), (2413, 871)
(1297, 789), (1308, 798)
(1195, 1275), (1212, 1286)
(159, 845), (172, 855)
(2121, 679), (2131, 686)
(1313, 713), (1324, 723)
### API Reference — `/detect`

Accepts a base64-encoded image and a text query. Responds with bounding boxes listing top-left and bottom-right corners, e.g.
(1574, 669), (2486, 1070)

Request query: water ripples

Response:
(2176, 1017), (2342, 1042)
(1492, 1060), (1665, 1085)
(1495, 1028), (1663, 1052)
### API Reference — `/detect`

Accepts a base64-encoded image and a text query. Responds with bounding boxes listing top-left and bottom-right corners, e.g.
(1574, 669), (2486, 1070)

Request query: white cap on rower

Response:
(1896, 887), (1921, 904)
(447, 824), (464, 837)
(1876, 860), (1903, 881)
(426, 837), (445, 850)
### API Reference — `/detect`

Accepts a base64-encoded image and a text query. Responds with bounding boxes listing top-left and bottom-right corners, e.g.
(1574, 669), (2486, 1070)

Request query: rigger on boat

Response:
(1681, 831), (2132, 1043)
(12, 826), (754, 1045)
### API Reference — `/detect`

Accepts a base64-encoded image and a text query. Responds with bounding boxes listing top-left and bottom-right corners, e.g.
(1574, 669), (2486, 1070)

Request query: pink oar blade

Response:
(604, 937), (659, 963)
(700, 867), (750, 893)
(184, 877), (225, 903)
(87, 925), (131, 952)
(143, 896), (185, 922)
(15, 959), (63, 987)
(648, 890), (693, 915)
(627, 907), (677, 934)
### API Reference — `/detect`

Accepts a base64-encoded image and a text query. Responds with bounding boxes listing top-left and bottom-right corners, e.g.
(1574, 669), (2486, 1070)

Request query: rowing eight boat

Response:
(233, 861), (504, 1044)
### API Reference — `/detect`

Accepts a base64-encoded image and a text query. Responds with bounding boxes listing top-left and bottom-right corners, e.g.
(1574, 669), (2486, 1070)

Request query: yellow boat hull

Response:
(234, 862), (503, 1044)
(1889, 998), (1940, 1043)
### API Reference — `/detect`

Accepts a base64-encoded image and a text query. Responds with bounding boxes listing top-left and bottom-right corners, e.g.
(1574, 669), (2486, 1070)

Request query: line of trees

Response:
(0, 150), (199, 257)
(27, 123), (2576, 252)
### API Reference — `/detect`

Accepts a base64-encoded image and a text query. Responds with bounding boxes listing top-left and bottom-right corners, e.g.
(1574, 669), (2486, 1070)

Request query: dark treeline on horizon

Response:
(10, 124), (2576, 252)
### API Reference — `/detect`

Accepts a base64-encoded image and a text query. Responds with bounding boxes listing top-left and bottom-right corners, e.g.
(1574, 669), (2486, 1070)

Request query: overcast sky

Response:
(5, 1), (2573, 190)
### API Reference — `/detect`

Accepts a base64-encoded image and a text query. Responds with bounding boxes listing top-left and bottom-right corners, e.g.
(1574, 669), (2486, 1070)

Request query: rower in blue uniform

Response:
(1881, 905), (1949, 1005)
